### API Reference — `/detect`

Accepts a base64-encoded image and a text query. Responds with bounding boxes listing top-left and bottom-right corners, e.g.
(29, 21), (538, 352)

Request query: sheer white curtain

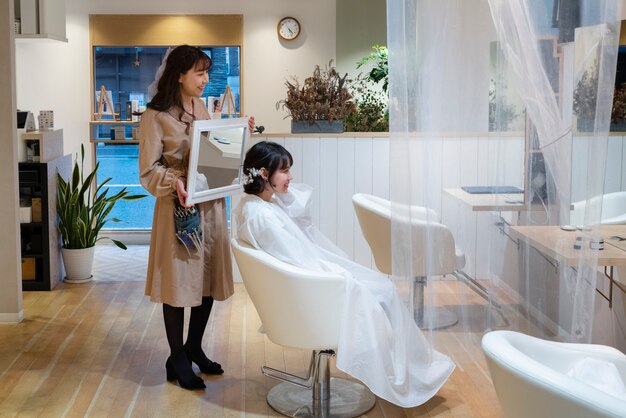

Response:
(387, 0), (620, 359)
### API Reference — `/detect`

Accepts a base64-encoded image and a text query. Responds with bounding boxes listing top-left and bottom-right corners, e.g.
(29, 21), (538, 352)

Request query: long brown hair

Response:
(147, 45), (212, 113)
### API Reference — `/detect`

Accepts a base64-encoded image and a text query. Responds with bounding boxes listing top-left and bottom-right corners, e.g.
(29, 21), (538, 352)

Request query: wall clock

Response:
(277, 17), (301, 41)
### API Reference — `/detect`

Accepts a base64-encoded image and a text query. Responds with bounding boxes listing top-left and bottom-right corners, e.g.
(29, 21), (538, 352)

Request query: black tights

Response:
(162, 296), (214, 357)
(162, 297), (215, 388)
(187, 296), (214, 352)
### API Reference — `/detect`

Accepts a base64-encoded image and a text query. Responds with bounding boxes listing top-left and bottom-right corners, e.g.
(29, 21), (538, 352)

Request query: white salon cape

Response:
(234, 184), (455, 407)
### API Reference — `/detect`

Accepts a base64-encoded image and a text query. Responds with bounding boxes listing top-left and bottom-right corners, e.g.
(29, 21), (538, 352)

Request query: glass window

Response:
(92, 46), (241, 230)
(95, 142), (155, 229)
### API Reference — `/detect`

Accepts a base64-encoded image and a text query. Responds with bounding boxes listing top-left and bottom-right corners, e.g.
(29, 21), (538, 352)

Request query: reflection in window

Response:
(93, 46), (241, 230)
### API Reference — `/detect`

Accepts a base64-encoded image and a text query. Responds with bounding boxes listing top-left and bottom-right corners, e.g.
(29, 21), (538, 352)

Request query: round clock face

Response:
(278, 17), (300, 40)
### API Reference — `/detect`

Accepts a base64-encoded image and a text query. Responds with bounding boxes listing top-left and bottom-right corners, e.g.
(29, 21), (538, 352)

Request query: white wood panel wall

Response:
(571, 135), (626, 202)
(248, 134), (626, 279)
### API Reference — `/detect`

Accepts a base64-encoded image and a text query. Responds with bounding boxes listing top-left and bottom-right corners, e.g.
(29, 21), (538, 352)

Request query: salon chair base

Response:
(267, 378), (376, 418)
(412, 277), (459, 330)
(415, 307), (458, 330)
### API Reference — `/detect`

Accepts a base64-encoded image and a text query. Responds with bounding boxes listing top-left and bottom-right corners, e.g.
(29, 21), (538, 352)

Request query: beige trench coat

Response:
(139, 98), (234, 307)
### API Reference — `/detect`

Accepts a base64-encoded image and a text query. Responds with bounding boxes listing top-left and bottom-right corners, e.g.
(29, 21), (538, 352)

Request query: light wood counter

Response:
(510, 224), (626, 307)
(510, 225), (626, 267)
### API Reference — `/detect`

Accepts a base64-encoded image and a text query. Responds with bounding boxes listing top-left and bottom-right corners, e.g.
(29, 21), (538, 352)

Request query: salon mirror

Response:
(186, 117), (249, 205)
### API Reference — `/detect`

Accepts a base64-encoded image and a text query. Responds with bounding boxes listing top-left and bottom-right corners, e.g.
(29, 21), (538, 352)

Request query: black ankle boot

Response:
(165, 351), (206, 389)
(183, 344), (224, 375)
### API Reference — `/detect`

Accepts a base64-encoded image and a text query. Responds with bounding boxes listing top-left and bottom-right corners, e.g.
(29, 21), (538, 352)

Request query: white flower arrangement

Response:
(242, 167), (262, 185)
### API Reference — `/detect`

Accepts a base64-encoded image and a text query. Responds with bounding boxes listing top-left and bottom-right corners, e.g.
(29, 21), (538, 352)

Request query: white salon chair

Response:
(482, 330), (626, 418)
(352, 193), (466, 329)
(570, 191), (626, 225)
(231, 238), (376, 418)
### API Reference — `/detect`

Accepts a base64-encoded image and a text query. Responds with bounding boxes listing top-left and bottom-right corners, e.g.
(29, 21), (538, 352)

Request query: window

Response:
(90, 14), (243, 231)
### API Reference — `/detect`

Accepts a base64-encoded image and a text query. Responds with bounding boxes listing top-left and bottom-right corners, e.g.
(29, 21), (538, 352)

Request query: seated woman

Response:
(234, 141), (455, 408)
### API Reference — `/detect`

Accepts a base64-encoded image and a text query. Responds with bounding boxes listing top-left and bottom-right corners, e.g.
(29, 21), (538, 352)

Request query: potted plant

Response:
(573, 66), (626, 132)
(488, 77), (522, 132)
(345, 45), (389, 132)
(276, 60), (356, 133)
(57, 144), (146, 283)
(611, 82), (626, 131)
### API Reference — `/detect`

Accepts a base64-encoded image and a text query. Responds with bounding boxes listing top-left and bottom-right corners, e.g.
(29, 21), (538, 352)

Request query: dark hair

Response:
(147, 45), (212, 113)
(243, 142), (293, 195)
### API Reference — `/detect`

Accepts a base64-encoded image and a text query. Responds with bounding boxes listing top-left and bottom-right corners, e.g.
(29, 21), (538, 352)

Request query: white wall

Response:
(14, 0), (338, 162)
(336, 0), (386, 82)
(15, 6), (90, 160)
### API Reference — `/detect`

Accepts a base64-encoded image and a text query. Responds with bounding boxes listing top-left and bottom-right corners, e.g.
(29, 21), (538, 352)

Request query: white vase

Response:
(62, 247), (95, 283)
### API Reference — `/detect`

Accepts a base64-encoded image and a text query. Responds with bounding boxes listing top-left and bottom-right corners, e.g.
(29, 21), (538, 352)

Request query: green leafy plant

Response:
(345, 45), (389, 132)
(355, 45), (388, 93)
(276, 60), (356, 124)
(488, 78), (521, 131)
(56, 144), (146, 249)
(345, 84), (389, 132)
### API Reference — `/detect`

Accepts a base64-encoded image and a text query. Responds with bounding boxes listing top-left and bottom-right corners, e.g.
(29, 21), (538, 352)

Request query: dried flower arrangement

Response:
(276, 61), (356, 125)
(612, 83), (626, 123)
(573, 65), (599, 123)
(574, 64), (626, 131)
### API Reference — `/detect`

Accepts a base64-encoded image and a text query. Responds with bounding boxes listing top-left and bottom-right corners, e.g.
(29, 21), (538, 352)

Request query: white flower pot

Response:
(62, 247), (95, 283)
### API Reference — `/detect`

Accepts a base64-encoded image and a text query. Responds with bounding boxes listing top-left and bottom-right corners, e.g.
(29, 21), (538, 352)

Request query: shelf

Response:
(91, 139), (140, 144)
(18, 156), (72, 290)
(15, 0), (67, 44)
(90, 120), (139, 125)
(22, 254), (43, 258)
(15, 34), (68, 42)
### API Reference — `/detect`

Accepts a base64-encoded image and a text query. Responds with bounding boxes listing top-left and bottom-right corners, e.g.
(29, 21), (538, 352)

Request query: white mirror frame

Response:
(186, 117), (249, 205)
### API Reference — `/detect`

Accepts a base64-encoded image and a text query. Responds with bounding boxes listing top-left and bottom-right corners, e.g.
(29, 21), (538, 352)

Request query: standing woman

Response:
(139, 45), (253, 390)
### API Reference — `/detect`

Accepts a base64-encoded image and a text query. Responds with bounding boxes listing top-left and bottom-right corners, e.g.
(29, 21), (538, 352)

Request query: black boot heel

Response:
(165, 358), (176, 381)
(165, 355), (206, 390)
(184, 345), (224, 375)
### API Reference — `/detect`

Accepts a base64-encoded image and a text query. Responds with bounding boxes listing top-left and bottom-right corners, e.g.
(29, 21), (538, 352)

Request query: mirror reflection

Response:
(186, 118), (249, 205)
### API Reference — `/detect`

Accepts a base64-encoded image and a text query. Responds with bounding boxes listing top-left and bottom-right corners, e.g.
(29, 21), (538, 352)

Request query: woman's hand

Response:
(176, 177), (193, 208)
(248, 116), (255, 133)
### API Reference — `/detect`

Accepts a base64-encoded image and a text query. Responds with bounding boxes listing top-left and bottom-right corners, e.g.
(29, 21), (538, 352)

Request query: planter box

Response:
(291, 120), (344, 134)
(611, 120), (626, 132)
(578, 118), (626, 132)
(576, 118), (594, 132)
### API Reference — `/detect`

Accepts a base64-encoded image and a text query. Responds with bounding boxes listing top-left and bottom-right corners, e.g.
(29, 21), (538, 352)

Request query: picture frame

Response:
(185, 117), (250, 205)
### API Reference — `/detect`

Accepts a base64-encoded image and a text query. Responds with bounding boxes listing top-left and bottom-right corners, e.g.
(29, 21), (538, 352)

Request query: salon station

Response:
(2, 0), (626, 417)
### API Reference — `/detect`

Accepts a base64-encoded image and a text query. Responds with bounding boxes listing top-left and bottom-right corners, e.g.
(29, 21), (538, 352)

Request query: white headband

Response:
(147, 47), (174, 99)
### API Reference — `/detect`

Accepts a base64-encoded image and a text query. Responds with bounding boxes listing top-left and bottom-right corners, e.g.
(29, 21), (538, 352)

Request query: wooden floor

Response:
(0, 247), (506, 418)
